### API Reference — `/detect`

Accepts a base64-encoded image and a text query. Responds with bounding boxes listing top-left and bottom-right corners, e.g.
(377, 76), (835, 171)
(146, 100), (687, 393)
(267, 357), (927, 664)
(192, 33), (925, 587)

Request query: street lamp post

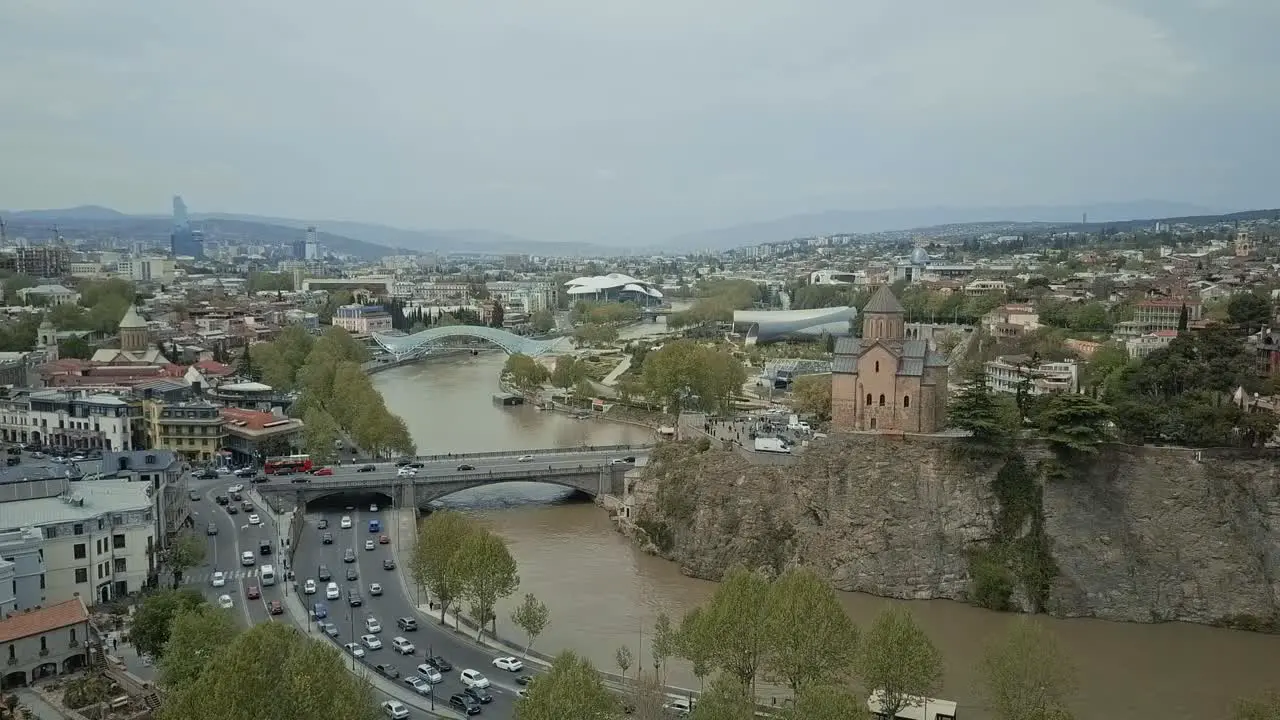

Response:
(348, 611), (356, 670)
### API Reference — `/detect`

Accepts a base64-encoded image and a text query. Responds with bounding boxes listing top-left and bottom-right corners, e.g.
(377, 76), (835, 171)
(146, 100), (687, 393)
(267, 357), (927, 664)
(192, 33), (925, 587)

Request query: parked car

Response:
(380, 700), (409, 719)
(448, 694), (481, 716)
(493, 656), (523, 672)
(303, 579), (317, 594)
(425, 655), (452, 672)
(376, 664), (400, 679)
(460, 669), (490, 688)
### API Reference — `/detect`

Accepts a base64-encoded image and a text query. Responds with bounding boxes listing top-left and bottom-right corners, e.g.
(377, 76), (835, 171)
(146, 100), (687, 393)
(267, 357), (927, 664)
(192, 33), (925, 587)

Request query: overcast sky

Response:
(1, 1), (1276, 244)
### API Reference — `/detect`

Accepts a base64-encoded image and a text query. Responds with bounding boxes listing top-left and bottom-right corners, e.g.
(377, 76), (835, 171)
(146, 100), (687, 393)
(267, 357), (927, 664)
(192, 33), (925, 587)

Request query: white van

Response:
(240, 551), (255, 567)
(260, 564), (276, 586)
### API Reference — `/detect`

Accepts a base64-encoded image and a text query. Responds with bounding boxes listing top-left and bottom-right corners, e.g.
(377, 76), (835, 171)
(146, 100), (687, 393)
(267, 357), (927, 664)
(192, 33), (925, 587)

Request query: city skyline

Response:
(1, 1), (1277, 245)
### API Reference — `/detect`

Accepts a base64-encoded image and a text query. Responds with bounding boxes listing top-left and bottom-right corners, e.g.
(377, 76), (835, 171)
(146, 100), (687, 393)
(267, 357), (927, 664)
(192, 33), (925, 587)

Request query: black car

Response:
(347, 590), (362, 607)
(346, 567), (358, 581)
(395, 459), (411, 467)
(231, 492), (243, 502)
(463, 686), (492, 704)
(397, 617), (417, 632)
(425, 655), (451, 671)
(358, 464), (376, 472)
(318, 518), (329, 530)
(322, 532), (333, 544)
(194, 470), (218, 480)
(456, 464), (474, 471)
(515, 674), (534, 686)
(215, 495), (229, 505)
(251, 475), (269, 484)
(382, 558), (396, 570)
(318, 565), (331, 581)
(227, 505), (239, 515)
(448, 694), (481, 716)
(375, 664), (399, 678)
(289, 476), (310, 484)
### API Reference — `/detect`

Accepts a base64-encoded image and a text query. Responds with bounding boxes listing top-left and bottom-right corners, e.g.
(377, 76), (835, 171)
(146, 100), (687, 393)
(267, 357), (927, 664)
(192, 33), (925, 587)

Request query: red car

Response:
(246, 585), (260, 599)
(378, 534), (390, 545)
(268, 600), (283, 615)
(313, 467), (334, 476)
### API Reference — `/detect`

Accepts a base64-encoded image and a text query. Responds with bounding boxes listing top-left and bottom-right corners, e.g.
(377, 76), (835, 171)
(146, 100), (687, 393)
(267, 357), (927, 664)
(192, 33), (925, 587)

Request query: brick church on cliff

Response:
(831, 285), (950, 433)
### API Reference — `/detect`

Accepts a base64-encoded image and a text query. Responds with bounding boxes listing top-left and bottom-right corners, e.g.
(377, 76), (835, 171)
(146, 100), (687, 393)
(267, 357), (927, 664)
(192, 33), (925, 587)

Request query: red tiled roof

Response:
(194, 360), (233, 376)
(0, 598), (88, 643)
(220, 407), (295, 431)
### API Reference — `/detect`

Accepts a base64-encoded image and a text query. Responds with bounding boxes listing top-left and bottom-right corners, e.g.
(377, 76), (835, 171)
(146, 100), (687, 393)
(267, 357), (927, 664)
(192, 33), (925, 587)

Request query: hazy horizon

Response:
(2, 1), (1276, 245)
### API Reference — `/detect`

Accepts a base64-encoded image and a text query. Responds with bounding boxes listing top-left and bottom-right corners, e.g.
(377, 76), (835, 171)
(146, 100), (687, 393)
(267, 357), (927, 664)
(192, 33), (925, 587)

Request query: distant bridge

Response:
(256, 445), (652, 508)
(372, 326), (560, 359)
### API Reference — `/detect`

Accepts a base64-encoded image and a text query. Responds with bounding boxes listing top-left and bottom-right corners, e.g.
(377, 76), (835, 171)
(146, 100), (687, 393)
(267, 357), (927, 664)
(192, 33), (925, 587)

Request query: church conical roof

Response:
(118, 305), (148, 330)
(863, 285), (905, 314)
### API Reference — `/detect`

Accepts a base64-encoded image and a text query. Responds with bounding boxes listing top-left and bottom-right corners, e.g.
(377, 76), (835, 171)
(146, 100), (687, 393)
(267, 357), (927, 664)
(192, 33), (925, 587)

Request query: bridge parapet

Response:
(406, 444), (653, 463)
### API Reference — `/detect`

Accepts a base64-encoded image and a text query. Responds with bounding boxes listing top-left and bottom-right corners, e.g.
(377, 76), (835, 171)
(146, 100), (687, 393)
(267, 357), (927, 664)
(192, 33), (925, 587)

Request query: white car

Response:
(369, 583), (383, 596)
(381, 700), (410, 719)
(517, 455), (534, 462)
(369, 503), (378, 512)
(211, 571), (226, 587)
(247, 514), (261, 525)
(391, 637), (415, 655)
(241, 551), (255, 566)
(364, 539), (375, 551)
(217, 594), (233, 609)
(340, 516), (352, 529)
(360, 634), (382, 650)
(396, 467), (417, 477)
(416, 664), (443, 684)
(404, 676), (432, 696)
(326, 582), (340, 600)
(227, 483), (244, 493)
(365, 617), (382, 633)
(343, 642), (365, 658)
(460, 669), (490, 688)
(493, 656), (524, 672)
(303, 579), (317, 595)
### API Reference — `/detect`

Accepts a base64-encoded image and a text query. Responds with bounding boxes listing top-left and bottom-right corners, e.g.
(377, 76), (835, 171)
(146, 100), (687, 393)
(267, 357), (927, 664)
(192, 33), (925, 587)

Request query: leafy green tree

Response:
(504, 353), (550, 396)
(510, 593), (550, 657)
(791, 375), (832, 422)
(981, 618), (1077, 720)
(782, 687), (870, 720)
(1079, 343), (1129, 398)
(765, 567), (859, 693)
(159, 622), (379, 720)
(550, 355), (586, 390)
(675, 607), (715, 692)
(699, 566), (772, 692)
(651, 611), (675, 683)
(530, 309), (555, 333)
(158, 604), (238, 689)
(624, 671), (669, 720)
(615, 644), (634, 678)
(302, 408), (341, 465)
(1232, 690), (1280, 720)
(515, 650), (616, 720)
(57, 335), (93, 359)
(640, 340), (745, 414)
(2, 274), (36, 305)
(453, 530), (520, 639)
(130, 589), (206, 660)
(857, 606), (944, 720)
(411, 510), (476, 627)
(572, 323), (619, 348)
(1227, 292), (1273, 335)
(1036, 393), (1112, 453)
(688, 675), (754, 720)
(167, 532), (207, 587)
(948, 367), (1014, 452)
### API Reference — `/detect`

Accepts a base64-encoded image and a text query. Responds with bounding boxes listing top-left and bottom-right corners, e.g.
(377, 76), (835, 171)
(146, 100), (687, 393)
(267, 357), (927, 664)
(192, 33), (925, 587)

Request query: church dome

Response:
(118, 306), (148, 330)
(909, 246), (930, 265)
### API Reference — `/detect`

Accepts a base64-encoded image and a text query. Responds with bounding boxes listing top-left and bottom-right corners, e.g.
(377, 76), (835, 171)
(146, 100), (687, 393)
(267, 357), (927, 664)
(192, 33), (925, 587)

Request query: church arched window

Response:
(865, 394), (872, 406)
(903, 395), (911, 408)
(878, 394), (886, 406)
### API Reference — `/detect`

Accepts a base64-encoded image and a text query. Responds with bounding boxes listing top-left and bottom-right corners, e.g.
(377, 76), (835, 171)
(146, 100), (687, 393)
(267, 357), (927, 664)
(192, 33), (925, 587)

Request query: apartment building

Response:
(144, 401), (226, 462)
(985, 355), (1080, 395)
(0, 528), (45, 611)
(17, 285), (80, 307)
(1132, 299), (1202, 333)
(964, 280), (1010, 296)
(98, 451), (189, 551)
(0, 476), (155, 606)
(982, 304), (1040, 338)
(332, 304), (393, 336)
(1127, 330), (1179, 359)
(220, 408), (303, 466)
(0, 390), (144, 451)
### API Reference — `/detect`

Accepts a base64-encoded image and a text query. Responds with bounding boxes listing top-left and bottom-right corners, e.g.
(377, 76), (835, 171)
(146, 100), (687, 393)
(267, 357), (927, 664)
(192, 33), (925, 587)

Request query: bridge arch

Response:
(372, 327), (558, 358)
(302, 477), (597, 509)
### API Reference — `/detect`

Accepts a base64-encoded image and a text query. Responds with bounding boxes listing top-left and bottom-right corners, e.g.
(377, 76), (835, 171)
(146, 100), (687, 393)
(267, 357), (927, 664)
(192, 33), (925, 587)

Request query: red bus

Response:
(264, 454), (313, 475)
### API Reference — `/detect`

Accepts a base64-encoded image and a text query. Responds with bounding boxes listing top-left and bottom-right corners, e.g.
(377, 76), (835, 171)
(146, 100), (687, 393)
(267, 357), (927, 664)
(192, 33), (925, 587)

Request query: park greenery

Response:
(530, 308), (556, 333)
(503, 353), (551, 397)
(165, 532), (208, 588)
(409, 510), (523, 640)
(247, 325), (415, 460)
(0, 275), (138, 352)
(638, 340), (746, 414)
(667, 279), (765, 331)
(573, 300), (642, 326)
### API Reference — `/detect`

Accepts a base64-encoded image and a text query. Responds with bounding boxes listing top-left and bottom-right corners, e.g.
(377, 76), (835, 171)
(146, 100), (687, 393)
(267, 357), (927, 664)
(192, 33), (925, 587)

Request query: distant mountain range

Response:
(3, 200), (1265, 258)
(660, 201), (1233, 251)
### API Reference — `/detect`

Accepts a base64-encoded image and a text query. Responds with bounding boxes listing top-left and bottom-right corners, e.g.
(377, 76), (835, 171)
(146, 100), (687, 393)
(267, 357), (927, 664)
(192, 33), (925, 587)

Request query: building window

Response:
(113, 534), (125, 549)
(73, 544), (86, 560)
(39, 574), (45, 590)
(39, 637), (46, 653)
(73, 523), (84, 536)
(113, 558), (126, 573)
(878, 394), (886, 406)
(865, 394), (872, 406)
(43, 527), (56, 540)
(874, 361), (880, 372)
(69, 629), (76, 645)
(75, 568), (87, 584)
(903, 395), (911, 408)
(6, 645), (13, 661)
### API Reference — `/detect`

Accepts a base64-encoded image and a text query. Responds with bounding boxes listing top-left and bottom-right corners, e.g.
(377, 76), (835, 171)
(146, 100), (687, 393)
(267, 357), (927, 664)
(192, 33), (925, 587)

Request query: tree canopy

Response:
(130, 589), (206, 660)
(980, 618), (1077, 720)
(639, 340), (745, 414)
(514, 650), (617, 720)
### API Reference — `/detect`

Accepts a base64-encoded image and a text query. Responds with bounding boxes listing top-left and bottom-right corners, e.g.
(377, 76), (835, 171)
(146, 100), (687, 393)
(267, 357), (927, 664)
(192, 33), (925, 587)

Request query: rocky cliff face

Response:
(625, 434), (1280, 628)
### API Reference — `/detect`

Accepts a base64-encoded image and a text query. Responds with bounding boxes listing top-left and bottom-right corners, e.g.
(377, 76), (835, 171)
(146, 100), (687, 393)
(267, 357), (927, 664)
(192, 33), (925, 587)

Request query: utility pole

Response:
(0, 216), (6, 245)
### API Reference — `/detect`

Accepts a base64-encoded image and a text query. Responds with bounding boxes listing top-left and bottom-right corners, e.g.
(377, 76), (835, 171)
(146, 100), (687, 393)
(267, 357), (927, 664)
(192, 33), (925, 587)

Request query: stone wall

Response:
(624, 434), (1280, 628)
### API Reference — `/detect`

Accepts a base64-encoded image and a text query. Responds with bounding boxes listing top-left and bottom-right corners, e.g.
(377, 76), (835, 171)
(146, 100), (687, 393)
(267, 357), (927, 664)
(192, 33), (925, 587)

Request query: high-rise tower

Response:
(169, 195), (203, 258)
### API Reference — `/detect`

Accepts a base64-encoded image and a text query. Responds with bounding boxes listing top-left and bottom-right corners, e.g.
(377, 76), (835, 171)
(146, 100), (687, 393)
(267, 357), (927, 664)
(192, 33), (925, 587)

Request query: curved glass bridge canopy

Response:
(372, 326), (559, 357)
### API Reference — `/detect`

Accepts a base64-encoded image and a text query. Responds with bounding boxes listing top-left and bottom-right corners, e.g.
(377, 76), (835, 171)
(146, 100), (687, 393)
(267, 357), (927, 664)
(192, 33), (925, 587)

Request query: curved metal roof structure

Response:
(733, 306), (857, 345)
(372, 326), (558, 357)
(565, 273), (663, 299)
